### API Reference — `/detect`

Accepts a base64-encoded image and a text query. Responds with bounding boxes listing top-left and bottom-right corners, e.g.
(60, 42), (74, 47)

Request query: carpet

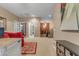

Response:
(22, 42), (37, 54)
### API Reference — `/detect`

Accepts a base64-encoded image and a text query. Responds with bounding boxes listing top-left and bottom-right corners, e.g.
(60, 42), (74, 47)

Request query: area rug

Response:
(22, 42), (37, 54)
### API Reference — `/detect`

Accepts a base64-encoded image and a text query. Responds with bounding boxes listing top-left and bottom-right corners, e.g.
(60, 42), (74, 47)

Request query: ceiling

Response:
(0, 3), (54, 19)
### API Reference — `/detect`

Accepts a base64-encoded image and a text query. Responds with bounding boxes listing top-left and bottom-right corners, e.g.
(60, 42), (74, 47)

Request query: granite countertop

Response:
(57, 40), (79, 56)
(0, 38), (21, 47)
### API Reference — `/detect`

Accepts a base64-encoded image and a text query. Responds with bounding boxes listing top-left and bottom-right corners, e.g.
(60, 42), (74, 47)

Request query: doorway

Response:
(40, 23), (49, 37)
(19, 22), (27, 36)
(28, 21), (35, 38)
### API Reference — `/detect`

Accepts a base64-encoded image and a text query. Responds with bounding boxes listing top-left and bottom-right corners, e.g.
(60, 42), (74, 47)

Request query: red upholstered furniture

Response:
(3, 33), (9, 38)
(3, 32), (24, 47)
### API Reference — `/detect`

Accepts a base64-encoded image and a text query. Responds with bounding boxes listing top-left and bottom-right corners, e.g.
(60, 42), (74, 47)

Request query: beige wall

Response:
(53, 3), (79, 41)
(0, 6), (19, 31)
(34, 18), (40, 37)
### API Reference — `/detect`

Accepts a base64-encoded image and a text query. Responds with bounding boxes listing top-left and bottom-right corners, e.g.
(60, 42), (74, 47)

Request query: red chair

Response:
(3, 32), (24, 47)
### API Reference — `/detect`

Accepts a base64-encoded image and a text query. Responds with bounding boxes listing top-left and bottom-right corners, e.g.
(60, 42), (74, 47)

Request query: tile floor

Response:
(23, 37), (56, 56)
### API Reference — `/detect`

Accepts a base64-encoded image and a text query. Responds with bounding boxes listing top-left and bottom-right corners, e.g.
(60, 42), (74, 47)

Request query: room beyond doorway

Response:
(40, 22), (54, 38)
(40, 23), (49, 37)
